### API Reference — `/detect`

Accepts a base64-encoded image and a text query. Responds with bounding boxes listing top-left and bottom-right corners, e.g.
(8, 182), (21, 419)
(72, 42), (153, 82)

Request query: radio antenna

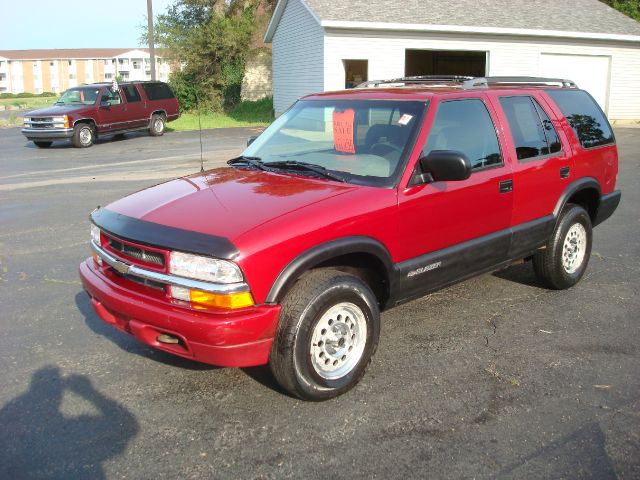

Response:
(197, 91), (204, 173)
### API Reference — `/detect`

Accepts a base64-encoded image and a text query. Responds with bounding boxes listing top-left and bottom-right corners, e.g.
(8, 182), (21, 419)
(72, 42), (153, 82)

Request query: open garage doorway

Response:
(405, 50), (487, 77)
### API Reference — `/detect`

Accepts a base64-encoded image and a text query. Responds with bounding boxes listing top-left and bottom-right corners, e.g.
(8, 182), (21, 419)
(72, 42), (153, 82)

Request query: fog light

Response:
(92, 252), (103, 266)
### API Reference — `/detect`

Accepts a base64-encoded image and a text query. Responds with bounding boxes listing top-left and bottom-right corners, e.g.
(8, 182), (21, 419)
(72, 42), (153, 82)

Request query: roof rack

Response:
(357, 75), (474, 88)
(462, 76), (578, 89)
(356, 75), (578, 90)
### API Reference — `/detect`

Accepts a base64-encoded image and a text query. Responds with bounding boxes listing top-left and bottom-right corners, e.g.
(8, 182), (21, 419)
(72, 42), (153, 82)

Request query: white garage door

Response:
(540, 53), (611, 113)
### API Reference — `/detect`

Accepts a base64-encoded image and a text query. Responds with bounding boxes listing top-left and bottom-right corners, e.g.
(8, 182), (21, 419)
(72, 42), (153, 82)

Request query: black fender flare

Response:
(553, 177), (601, 220)
(265, 236), (394, 304)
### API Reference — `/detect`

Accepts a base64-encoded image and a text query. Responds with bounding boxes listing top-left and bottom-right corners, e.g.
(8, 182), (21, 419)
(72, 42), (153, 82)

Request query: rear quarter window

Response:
(140, 82), (175, 101)
(546, 89), (614, 149)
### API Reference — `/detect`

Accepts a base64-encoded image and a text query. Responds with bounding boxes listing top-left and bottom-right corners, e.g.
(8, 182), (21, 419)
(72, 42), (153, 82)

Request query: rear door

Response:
(122, 84), (149, 129)
(488, 92), (572, 258)
(395, 94), (514, 302)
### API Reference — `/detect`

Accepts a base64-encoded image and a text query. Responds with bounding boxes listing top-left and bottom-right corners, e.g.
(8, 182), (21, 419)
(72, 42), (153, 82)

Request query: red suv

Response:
(22, 81), (179, 148)
(79, 76), (621, 400)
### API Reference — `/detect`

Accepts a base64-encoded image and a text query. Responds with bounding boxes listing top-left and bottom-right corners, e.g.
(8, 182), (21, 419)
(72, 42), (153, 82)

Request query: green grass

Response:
(168, 98), (274, 132)
(0, 97), (56, 110)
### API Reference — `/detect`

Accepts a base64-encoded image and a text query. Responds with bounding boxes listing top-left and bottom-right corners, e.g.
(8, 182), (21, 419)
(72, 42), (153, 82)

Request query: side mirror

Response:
(411, 150), (472, 185)
(246, 135), (258, 147)
(100, 100), (111, 109)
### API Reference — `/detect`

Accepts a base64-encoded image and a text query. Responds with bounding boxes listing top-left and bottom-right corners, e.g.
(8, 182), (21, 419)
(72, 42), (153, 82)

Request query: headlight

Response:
(91, 224), (101, 245)
(169, 251), (243, 284)
(23, 117), (31, 123)
(51, 116), (67, 123)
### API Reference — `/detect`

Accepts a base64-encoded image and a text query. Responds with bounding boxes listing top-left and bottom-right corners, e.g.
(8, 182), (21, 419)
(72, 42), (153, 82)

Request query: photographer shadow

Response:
(0, 366), (139, 479)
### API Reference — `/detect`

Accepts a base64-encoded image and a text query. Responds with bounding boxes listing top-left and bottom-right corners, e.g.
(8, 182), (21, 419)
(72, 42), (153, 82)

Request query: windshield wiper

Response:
(227, 155), (267, 170)
(264, 160), (348, 183)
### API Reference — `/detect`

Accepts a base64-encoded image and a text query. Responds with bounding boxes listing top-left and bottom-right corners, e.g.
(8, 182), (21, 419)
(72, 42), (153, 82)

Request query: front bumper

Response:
(22, 127), (74, 140)
(79, 259), (281, 367)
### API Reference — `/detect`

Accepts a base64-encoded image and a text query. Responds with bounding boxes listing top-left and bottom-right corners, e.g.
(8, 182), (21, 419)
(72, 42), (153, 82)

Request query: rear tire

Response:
(533, 204), (592, 289)
(149, 114), (165, 136)
(269, 269), (380, 401)
(72, 123), (94, 148)
(34, 141), (52, 148)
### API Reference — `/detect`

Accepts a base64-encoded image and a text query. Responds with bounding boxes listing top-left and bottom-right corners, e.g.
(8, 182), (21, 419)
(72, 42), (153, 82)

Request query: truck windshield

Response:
(56, 87), (100, 105)
(242, 99), (426, 187)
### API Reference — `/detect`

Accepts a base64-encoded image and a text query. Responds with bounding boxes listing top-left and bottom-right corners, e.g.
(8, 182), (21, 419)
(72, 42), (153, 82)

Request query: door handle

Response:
(560, 166), (570, 178)
(499, 179), (513, 194)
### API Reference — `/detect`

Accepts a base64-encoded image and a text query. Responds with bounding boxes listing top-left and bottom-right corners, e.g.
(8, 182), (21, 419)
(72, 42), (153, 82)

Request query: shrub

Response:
(229, 97), (274, 123)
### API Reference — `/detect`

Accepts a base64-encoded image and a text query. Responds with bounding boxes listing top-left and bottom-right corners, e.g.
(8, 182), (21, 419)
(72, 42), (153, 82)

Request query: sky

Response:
(0, 0), (175, 51)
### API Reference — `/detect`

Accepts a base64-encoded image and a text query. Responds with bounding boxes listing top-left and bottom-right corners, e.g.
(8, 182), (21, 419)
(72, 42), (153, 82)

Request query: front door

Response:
(96, 87), (128, 133)
(395, 95), (514, 302)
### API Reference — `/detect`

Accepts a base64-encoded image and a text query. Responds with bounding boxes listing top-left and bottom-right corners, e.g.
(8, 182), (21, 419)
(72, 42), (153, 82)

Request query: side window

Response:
(546, 89), (614, 149)
(532, 99), (561, 154)
(499, 96), (561, 160)
(140, 82), (175, 101)
(423, 99), (502, 170)
(123, 85), (141, 103)
(101, 88), (122, 105)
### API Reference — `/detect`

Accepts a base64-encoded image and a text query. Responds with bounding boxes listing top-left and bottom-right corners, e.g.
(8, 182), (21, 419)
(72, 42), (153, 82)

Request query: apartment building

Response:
(0, 48), (172, 94)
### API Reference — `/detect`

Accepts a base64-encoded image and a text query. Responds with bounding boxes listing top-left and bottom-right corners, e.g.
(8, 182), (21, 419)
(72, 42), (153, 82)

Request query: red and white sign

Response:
(333, 108), (356, 154)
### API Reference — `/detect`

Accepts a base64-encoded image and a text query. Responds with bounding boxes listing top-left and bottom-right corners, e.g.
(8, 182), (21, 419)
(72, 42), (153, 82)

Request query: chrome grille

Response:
(107, 237), (165, 267)
(26, 118), (55, 128)
(110, 269), (167, 291)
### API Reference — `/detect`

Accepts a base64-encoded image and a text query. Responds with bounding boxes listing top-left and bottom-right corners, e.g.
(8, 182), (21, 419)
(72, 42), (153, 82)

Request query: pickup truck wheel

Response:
(149, 114), (165, 136)
(270, 269), (380, 401)
(34, 141), (52, 148)
(533, 204), (592, 289)
(72, 123), (94, 148)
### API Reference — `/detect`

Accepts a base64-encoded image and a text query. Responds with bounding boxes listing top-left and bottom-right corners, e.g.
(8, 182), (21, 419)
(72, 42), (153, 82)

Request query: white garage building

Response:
(265, 0), (640, 121)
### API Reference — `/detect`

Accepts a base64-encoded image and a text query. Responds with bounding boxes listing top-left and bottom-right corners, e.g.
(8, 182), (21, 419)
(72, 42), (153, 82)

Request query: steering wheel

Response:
(370, 142), (403, 157)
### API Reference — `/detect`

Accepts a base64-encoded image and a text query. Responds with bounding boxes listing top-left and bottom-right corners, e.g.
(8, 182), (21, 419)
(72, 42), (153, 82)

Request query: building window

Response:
(50, 61), (55, 67)
(120, 72), (129, 80)
(103, 59), (110, 65)
(104, 73), (113, 80)
(69, 73), (76, 80)
(68, 60), (74, 66)
(0, 73), (5, 81)
(118, 58), (129, 65)
(133, 60), (142, 70)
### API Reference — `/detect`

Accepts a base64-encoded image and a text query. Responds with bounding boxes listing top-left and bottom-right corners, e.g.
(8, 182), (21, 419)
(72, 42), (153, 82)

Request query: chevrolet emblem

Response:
(113, 260), (130, 275)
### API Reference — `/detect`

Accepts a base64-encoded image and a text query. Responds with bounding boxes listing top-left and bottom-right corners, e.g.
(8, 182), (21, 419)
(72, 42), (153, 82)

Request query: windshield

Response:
(242, 99), (426, 187)
(56, 87), (100, 105)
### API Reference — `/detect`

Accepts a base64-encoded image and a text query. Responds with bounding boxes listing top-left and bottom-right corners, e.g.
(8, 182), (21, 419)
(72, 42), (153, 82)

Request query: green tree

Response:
(148, 0), (272, 112)
(600, 0), (640, 22)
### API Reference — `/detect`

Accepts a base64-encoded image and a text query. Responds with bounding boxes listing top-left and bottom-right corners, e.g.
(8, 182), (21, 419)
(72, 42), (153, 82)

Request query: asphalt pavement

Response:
(0, 126), (638, 479)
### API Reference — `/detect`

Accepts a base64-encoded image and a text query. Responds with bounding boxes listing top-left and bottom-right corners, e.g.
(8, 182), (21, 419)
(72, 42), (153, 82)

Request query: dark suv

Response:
(80, 76), (621, 400)
(22, 81), (180, 148)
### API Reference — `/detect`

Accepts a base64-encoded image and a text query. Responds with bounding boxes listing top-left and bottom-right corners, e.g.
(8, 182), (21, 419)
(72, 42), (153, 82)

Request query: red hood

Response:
(107, 167), (357, 241)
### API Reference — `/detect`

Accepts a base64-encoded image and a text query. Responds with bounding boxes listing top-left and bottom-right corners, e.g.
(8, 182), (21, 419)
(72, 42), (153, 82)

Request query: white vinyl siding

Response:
(272, 0), (324, 114)
(322, 30), (640, 120)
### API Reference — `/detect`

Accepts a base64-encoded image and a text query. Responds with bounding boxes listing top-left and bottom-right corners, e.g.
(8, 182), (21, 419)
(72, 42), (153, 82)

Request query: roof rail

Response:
(356, 75), (474, 88)
(355, 75), (578, 90)
(462, 76), (578, 89)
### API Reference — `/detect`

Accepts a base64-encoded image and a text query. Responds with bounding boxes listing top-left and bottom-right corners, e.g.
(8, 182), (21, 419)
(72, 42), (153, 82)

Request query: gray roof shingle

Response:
(304, 0), (640, 36)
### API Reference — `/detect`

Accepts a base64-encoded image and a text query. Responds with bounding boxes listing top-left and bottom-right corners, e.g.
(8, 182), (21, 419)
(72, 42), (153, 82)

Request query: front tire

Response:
(34, 141), (52, 148)
(270, 269), (380, 401)
(533, 204), (592, 289)
(72, 123), (94, 148)
(149, 114), (165, 136)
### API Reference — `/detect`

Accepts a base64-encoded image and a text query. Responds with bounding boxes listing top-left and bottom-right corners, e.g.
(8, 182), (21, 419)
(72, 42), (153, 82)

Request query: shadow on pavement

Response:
(0, 366), (138, 479)
(492, 262), (547, 289)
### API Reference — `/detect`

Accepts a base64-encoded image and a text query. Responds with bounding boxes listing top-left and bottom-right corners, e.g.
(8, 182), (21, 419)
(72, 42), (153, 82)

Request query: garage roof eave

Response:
(320, 20), (640, 43)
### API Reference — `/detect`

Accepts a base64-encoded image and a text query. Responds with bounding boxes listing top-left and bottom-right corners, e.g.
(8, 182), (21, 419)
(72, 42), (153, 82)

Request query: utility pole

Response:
(147, 0), (157, 80)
